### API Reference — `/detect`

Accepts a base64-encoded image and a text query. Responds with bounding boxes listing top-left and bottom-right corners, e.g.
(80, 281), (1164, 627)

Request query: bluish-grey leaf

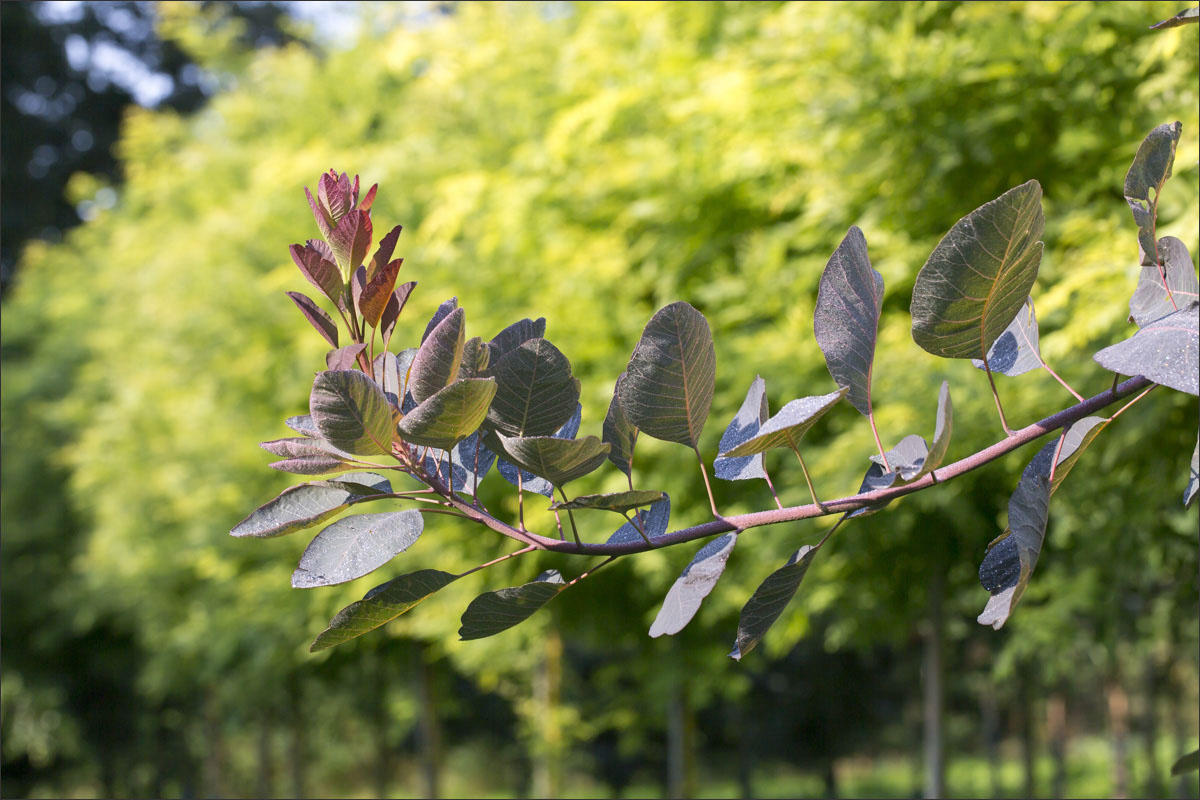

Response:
(1184, 437), (1197, 508)
(911, 180), (1044, 359)
(458, 570), (566, 640)
(649, 533), (738, 637)
(373, 351), (401, 409)
(1094, 303), (1199, 396)
(310, 370), (395, 456)
(1124, 122), (1182, 264)
(486, 338), (580, 437)
(1129, 237), (1199, 327)
(729, 545), (819, 661)
(292, 510), (424, 588)
(232, 472), (392, 538)
(617, 302), (716, 448)
(498, 404), (580, 497)
(285, 414), (319, 437)
(422, 431), (496, 494)
(602, 376), (638, 479)
(814, 226), (884, 416)
(714, 375), (769, 481)
(408, 307), (465, 404)
(720, 387), (847, 458)
(310, 569), (458, 651)
(607, 493), (671, 545)
(977, 471), (1050, 630)
(971, 296), (1041, 376)
(845, 434), (931, 519)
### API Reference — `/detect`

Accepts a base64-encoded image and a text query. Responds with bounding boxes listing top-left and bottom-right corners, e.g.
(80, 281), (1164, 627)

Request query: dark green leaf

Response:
(310, 569), (458, 652)
(1151, 7), (1199, 28)
(720, 387), (846, 458)
(397, 378), (497, 449)
(325, 343), (366, 371)
(814, 226), (884, 416)
(486, 338), (580, 437)
(729, 545), (819, 661)
(714, 375), (769, 481)
(310, 370), (395, 455)
(1093, 303), (1199, 396)
(487, 317), (546, 367)
(458, 336), (490, 379)
(602, 375), (638, 479)
(232, 472), (391, 538)
(292, 510), (424, 588)
(497, 405), (581, 497)
(550, 490), (666, 513)
(1124, 122), (1181, 264)
(408, 307), (465, 404)
(286, 291), (339, 348)
(489, 431), (610, 487)
(971, 296), (1041, 376)
(649, 533), (737, 637)
(617, 301), (716, 448)
(458, 570), (566, 640)
(1171, 749), (1200, 776)
(911, 180), (1044, 359)
(421, 297), (458, 344)
(1185, 437), (1198, 508)
(607, 493), (671, 545)
(1129, 237), (1198, 327)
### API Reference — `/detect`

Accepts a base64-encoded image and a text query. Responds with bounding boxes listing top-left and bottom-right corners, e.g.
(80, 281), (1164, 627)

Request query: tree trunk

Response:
(1020, 675), (1036, 800)
(667, 678), (695, 800)
(288, 679), (307, 800)
(822, 759), (838, 798)
(256, 709), (274, 799)
(979, 683), (1002, 798)
(922, 569), (945, 799)
(1107, 680), (1130, 799)
(413, 640), (442, 800)
(1141, 656), (1163, 800)
(734, 704), (755, 800)
(533, 629), (564, 799)
(1046, 691), (1067, 799)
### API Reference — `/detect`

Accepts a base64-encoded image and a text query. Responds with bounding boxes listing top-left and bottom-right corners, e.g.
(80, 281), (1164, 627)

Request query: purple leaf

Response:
(1124, 123), (1182, 265)
(814, 226), (884, 416)
(310, 369), (395, 456)
(358, 182), (378, 211)
(1094, 302), (1199, 396)
(458, 570), (566, 640)
(289, 241), (344, 304)
(369, 224), (403, 281)
(409, 307), (466, 404)
(326, 343), (367, 371)
(602, 374), (638, 479)
(286, 291), (339, 348)
(304, 186), (332, 237)
(359, 259), (404, 328)
(329, 209), (373, 273)
(714, 375), (769, 481)
(380, 281), (417, 350)
(729, 545), (819, 661)
(422, 297), (459, 344)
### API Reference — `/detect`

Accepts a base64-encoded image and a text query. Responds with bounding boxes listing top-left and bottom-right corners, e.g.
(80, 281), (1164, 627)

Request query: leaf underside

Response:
(649, 533), (738, 637)
(231, 472), (391, 538)
(911, 180), (1045, 360)
(814, 226), (884, 416)
(458, 570), (566, 640)
(714, 375), (769, 481)
(720, 387), (847, 458)
(292, 509), (424, 588)
(1093, 303), (1199, 396)
(971, 296), (1042, 377)
(1129, 237), (1199, 327)
(310, 569), (459, 652)
(606, 493), (672, 545)
(1186, 438), (1198, 509)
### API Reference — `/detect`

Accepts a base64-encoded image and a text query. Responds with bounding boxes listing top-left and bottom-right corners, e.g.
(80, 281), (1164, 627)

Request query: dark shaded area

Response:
(0, 0), (298, 295)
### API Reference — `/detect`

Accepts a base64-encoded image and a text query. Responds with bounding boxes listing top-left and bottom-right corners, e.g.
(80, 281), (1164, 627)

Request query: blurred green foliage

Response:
(2, 1), (1197, 796)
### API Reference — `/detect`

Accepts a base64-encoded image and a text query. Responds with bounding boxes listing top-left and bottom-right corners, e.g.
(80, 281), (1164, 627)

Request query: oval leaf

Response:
(550, 490), (666, 513)
(328, 208), (372, 273)
(490, 431), (610, 488)
(421, 297), (458, 344)
(497, 405), (581, 497)
(1093, 303), (1199, 396)
(971, 296), (1041, 377)
(232, 473), (392, 538)
(714, 375), (769, 481)
(310, 370), (395, 456)
(408, 307), (466, 404)
(1124, 122), (1181, 264)
(292, 510), (424, 588)
(326, 343), (367, 371)
(814, 226), (884, 416)
(729, 544), (819, 661)
(1129, 236), (1198, 327)
(602, 375), (638, 479)
(649, 533), (737, 638)
(486, 338), (580, 437)
(359, 258), (403, 328)
(310, 569), (459, 652)
(911, 180), (1045, 359)
(487, 317), (546, 367)
(721, 387), (847, 458)
(458, 570), (566, 640)
(618, 301), (716, 448)
(397, 377), (497, 450)
(289, 242), (343, 306)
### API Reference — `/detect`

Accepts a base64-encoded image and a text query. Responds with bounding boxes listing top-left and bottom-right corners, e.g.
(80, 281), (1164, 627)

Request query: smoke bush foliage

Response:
(235, 15), (1199, 662)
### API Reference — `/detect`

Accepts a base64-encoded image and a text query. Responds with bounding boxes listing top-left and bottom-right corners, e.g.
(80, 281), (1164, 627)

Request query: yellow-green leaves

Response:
(617, 302), (715, 449)
(911, 181), (1045, 360)
(397, 378), (497, 449)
